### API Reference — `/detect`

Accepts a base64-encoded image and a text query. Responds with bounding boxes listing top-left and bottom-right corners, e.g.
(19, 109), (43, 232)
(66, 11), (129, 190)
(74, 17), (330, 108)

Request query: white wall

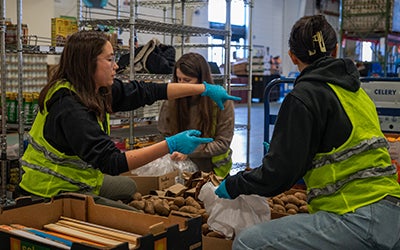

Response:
(6, 0), (54, 41)
(251, 0), (339, 76)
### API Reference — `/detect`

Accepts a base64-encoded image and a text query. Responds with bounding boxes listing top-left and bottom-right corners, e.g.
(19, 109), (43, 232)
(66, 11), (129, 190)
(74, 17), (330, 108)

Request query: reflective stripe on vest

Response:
(210, 104), (232, 178)
(26, 133), (91, 168)
(304, 83), (400, 214)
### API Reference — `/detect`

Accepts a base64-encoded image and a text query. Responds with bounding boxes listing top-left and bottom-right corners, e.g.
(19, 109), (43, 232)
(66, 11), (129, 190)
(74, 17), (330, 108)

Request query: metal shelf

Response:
(5, 35), (64, 55)
(80, 18), (228, 37)
(339, 0), (400, 77)
(134, 0), (207, 9)
(116, 73), (225, 83)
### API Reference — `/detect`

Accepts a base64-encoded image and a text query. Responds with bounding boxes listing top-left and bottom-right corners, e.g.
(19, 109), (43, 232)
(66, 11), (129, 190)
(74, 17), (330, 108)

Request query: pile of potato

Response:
(267, 190), (308, 215)
(126, 171), (230, 238)
(128, 192), (206, 216)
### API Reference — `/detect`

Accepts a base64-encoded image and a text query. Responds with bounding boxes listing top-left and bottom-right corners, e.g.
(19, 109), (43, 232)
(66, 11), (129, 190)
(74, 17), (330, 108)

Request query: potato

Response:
(185, 196), (202, 209)
(173, 196), (185, 207)
(153, 199), (170, 216)
(202, 223), (210, 235)
(144, 200), (155, 214)
(285, 203), (299, 212)
(272, 204), (286, 213)
(280, 195), (289, 204)
(299, 205), (308, 213)
(179, 205), (199, 214)
(201, 213), (209, 224)
(272, 197), (285, 206)
(170, 204), (179, 211)
(286, 194), (301, 206)
(129, 200), (145, 210)
(287, 208), (297, 214)
(299, 199), (307, 206)
(294, 192), (307, 201)
(132, 192), (142, 201)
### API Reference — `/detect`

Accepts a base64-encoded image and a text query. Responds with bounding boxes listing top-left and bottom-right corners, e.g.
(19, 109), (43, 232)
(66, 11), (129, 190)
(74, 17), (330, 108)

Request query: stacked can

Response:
(31, 92), (39, 123)
(6, 92), (17, 124)
(5, 91), (40, 124)
(23, 92), (33, 125)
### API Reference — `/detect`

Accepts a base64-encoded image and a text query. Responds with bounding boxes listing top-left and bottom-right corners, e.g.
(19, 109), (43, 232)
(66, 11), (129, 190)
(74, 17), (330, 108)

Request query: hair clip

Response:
(308, 31), (326, 56)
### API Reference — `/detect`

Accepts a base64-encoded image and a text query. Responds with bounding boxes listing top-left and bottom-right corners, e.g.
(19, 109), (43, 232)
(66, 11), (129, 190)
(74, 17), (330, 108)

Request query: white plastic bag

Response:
(198, 182), (271, 239)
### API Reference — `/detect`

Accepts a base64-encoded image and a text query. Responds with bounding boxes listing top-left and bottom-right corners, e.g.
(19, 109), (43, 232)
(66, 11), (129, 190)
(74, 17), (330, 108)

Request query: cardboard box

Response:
(120, 170), (179, 195)
(0, 193), (202, 249)
(51, 17), (78, 46)
(385, 133), (400, 162)
(202, 235), (232, 250)
(5, 24), (28, 45)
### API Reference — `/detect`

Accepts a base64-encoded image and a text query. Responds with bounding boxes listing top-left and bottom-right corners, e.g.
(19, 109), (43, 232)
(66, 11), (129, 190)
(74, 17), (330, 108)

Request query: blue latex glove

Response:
(263, 141), (270, 153)
(201, 81), (242, 110)
(166, 129), (213, 154)
(215, 180), (232, 199)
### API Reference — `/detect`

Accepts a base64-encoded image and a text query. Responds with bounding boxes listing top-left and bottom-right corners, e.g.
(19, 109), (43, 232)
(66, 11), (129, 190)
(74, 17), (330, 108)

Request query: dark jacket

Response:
(43, 78), (168, 175)
(225, 57), (362, 198)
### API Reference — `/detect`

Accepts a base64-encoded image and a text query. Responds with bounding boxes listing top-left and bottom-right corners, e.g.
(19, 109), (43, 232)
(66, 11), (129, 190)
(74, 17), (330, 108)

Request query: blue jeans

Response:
(233, 198), (400, 250)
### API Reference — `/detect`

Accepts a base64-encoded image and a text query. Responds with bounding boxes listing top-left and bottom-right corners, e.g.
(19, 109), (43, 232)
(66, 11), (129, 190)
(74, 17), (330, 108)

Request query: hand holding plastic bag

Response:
(199, 182), (270, 239)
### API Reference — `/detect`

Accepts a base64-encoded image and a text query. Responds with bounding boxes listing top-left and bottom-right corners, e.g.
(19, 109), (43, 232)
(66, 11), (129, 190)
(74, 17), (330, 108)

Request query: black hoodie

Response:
(225, 57), (363, 198)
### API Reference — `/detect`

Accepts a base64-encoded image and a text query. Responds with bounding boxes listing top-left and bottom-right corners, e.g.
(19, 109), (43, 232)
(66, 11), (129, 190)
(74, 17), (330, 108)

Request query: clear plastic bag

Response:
(198, 182), (271, 239)
(130, 154), (198, 181)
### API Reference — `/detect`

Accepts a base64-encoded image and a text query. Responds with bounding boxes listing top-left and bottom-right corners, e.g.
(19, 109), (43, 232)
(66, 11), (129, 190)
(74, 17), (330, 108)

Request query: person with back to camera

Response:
(18, 30), (241, 211)
(215, 14), (400, 249)
(158, 52), (235, 178)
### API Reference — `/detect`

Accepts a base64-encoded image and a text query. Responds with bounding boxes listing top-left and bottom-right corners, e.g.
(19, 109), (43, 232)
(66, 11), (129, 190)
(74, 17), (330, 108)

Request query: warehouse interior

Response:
(1, 0), (400, 249)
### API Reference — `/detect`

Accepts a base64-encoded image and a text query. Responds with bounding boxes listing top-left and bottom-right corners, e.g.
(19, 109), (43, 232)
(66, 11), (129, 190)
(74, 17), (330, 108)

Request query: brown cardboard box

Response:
(0, 193), (202, 249)
(5, 24), (28, 45)
(202, 235), (232, 250)
(51, 17), (78, 46)
(232, 60), (248, 76)
(120, 170), (179, 195)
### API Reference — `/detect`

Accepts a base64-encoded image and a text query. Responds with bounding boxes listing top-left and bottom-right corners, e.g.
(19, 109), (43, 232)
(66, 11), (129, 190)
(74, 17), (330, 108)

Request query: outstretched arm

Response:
(166, 82), (241, 110)
(166, 83), (205, 99)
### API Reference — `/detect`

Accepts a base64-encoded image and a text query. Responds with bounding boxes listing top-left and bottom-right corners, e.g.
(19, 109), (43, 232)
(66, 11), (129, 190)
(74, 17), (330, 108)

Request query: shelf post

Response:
(128, 0), (137, 150)
(0, 0), (8, 205)
(245, 0), (254, 168)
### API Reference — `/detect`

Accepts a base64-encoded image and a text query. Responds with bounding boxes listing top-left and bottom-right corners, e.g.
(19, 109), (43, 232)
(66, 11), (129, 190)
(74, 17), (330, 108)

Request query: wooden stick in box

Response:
(57, 219), (138, 244)
(43, 223), (125, 247)
(59, 216), (141, 238)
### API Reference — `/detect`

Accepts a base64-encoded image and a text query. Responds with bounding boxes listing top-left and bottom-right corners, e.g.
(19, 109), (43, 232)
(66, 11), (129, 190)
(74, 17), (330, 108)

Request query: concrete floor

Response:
(230, 102), (280, 175)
